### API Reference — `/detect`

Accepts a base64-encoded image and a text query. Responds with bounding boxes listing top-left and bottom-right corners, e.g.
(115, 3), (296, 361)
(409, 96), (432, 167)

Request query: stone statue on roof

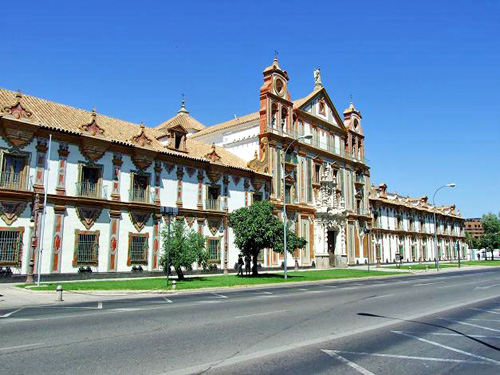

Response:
(314, 68), (323, 89)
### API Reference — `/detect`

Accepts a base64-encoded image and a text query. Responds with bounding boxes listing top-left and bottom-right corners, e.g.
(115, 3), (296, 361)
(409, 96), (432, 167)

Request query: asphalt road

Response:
(1, 269), (500, 375)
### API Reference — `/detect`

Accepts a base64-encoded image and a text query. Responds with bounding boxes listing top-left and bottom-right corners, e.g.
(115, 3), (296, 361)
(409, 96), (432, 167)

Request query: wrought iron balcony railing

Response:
(76, 182), (107, 199)
(205, 199), (221, 211)
(0, 172), (31, 190)
(129, 188), (153, 203)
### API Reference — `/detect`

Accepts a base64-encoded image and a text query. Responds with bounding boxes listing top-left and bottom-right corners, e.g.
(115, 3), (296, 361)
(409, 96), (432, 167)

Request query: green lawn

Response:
(383, 260), (500, 271)
(21, 269), (404, 291)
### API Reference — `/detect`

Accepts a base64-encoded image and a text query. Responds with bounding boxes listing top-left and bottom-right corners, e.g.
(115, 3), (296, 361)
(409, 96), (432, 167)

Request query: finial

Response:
(140, 121), (145, 128)
(91, 108), (97, 118)
(15, 90), (22, 99)
(178, 93), (189, 114)
(274, 50), (279, 61)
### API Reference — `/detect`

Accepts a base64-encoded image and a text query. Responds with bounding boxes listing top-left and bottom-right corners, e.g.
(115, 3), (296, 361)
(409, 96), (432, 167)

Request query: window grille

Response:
(129, 234), (149, 265)
(208, 239), (220, 261)
(75, 232), (99, 265)
(0, 229), (23, 266)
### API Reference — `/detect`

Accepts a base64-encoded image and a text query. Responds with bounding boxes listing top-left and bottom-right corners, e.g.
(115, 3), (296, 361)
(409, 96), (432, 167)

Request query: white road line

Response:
(413, 282), (439, 287)
(466, 318), (500, 322)
(97, 302), (103, 310)
(369, 294), (394, 299)
(322, 350), (376, 375)
(297, 288), (310, 292)
(163, 297), (173, 303)
(470, 308), (500, 315)
(0, 343), (44, 352)
(195, 300), (222, 304)
(392, 331), (500, 365)
(475, 283), (500, 290)
(324, 349), (496, 365)
(114, 307), (147, 312)
(437, 318), (500, 333)
(0, 307), (24, 318)
(235, 310), (286, 319)
(395, 331), (500, 339)
(211, 293), (228, 299)
(254, 291), (273, 295)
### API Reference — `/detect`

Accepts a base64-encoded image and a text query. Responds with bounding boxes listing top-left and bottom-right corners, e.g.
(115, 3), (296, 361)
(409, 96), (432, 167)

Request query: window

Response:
(130, 173), (150, 203)
(307, 159), (313, 203)
(281, 108), (288, 132)
(128, 233), (149, 265)
(78, 165), (103, 198)
(314, 164), (321, 184)
(74, 231), (99, 266)
(206, 185), (221, 210)
(318, 99), (326, 115)
(207, 238), (220, 262)
(1, 153), (28, 190)
(0, 228), (23, 266)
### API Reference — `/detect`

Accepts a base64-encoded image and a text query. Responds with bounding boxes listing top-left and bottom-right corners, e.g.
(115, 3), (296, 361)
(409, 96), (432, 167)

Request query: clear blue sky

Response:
(1, 0), (498, 218)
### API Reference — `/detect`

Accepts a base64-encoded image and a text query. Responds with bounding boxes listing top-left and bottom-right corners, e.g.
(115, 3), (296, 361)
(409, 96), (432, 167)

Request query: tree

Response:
(478, 213), (500, 261)
(229, 200), (307, 275)
(160, 219), (209, 280)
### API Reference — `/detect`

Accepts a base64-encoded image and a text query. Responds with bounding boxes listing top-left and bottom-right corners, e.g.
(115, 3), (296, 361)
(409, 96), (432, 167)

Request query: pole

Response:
(458, 241), (461, 268)
(166, 214), (170, 288)
(283, 151), (287, 280)
(37, 134), (52, 286)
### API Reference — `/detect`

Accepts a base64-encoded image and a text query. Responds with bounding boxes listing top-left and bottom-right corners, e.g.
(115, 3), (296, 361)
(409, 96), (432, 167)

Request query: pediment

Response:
(79, 137), (109, 162)
(168, 124), (188, 134)
(295, 89), (347, 131)
(131, 149), (156, 171)
(0, 121), (37, 149)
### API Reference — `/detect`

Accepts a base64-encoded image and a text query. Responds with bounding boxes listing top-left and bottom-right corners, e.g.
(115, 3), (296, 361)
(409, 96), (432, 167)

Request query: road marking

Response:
(392, 331), (500, 365)
(322, 285), (339, 288)
(475, 284), (500, 290)
(413, 282), (439, 287)
(211, 293), (228, 299)
(437, 318), (500, 333)
(196, 300), (222, 304)
(368, 294), (394, 300)
(114, 307), (147, 312)
(254, 291), (273, 295)
(297, 288), (310, 292)
(323, 349), (497, 365)
(470, 308), (500, 315)
(395, 331), (500, 339)
(466, 318), (500, 322)
(0, 343), (44, 352)
(0, 307), (24, 318)
(97, 302), (103, 310)
(235, 310), (286, 319)
(163, 297), (173, 303)
(438, 280), (491, 289)
(322, 350), (376, 375)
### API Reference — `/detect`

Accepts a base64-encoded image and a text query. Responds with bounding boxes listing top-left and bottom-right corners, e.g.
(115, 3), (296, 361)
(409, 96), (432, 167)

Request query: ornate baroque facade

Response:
(0, 58), (466, 277)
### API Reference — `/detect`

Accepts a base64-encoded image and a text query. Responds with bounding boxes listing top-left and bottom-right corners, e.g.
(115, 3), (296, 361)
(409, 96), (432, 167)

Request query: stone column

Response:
(111, 154), (122, 201)
(108, 210), (121, 271)
(33, 138), (48, 193)
(55, 143), (69, 196)
(176, 167), (184, 207)
(197, 169), (204, 210)
(51, 206), (66, 273)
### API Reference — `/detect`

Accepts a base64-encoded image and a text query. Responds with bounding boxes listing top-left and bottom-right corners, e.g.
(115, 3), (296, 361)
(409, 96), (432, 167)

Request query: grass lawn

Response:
(383, 260), (500, 271)
(21, 269), (405, 291)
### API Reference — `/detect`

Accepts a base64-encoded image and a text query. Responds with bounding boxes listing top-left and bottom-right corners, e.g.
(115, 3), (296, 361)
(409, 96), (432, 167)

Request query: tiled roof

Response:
(190, 111), (260, 139)
(293, 87), (322, 109)
(156, 104), (205, 133)
(0, 88), (257, 173)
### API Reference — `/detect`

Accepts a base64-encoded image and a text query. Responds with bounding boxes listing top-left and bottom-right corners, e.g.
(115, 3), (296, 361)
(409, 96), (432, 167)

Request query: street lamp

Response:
(161, 206), (179, 287)
(433, 183), (456, 272)
(283, 133), (312, 280)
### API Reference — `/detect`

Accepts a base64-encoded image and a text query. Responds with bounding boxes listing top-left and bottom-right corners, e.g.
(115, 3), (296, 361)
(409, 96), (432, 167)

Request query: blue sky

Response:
(1, 0), (498, 218)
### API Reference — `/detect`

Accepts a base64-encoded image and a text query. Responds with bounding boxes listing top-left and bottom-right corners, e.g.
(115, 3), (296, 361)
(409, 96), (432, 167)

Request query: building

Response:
(465, 218), (484, 240)
(369, 183), (467, 263)
(0, 58), (465, 279)
(192, 59), (371, 268)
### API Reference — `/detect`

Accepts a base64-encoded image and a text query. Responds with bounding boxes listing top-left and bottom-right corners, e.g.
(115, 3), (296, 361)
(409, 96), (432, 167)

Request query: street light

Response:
(433, 183), (456, 272)
(283, 133), (312, 280)
(161, 206), (179, 288)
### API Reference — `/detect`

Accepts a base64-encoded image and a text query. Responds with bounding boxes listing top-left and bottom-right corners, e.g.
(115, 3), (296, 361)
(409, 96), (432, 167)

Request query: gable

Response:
(294, 89), (346, 131)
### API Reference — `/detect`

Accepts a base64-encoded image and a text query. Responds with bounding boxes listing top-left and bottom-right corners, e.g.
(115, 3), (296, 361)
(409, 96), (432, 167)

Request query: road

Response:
(1, 268), (500, 375)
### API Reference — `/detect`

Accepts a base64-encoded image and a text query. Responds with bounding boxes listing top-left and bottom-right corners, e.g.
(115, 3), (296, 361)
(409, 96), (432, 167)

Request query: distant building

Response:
(369, 183), (466, 264)
(465, 218), (484, 239)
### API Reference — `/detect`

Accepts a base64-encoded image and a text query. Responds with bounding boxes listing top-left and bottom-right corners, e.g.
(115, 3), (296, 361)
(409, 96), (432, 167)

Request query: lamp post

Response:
(433, 183), (456, 272)
(364, 226), (371, 273)
(283, 133), (312, 280)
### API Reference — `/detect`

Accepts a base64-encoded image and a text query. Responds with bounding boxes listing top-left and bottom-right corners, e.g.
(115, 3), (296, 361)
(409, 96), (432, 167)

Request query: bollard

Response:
(172, 280), (177, 290)
(56, 285), (63, 302)
(294, 259), (299, 272)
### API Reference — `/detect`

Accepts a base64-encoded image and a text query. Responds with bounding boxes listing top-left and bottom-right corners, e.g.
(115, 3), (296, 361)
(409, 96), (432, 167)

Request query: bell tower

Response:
(259, 57), (293, 135)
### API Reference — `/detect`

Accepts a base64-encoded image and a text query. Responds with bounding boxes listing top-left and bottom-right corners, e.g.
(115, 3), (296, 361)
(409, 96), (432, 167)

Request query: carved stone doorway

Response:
(327, 230), (337, 267)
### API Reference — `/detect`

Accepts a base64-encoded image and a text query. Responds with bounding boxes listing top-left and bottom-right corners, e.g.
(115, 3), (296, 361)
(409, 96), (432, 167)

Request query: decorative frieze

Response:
(108, 210), (121, 271)
(51, 208), (66, 272)
(154, 162), (162, 205)
(56, 143), (69, 195)
(111, 153), (122, 201)
(176, 166), (184, 207)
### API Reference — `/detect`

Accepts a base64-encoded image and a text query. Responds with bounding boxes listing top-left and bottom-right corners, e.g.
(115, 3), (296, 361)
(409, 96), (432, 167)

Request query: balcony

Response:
(0, 172), (31, 191)
(76, 182), (107, 199)
(129, 188), (153, 203)
(205, 199), (221, 211)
